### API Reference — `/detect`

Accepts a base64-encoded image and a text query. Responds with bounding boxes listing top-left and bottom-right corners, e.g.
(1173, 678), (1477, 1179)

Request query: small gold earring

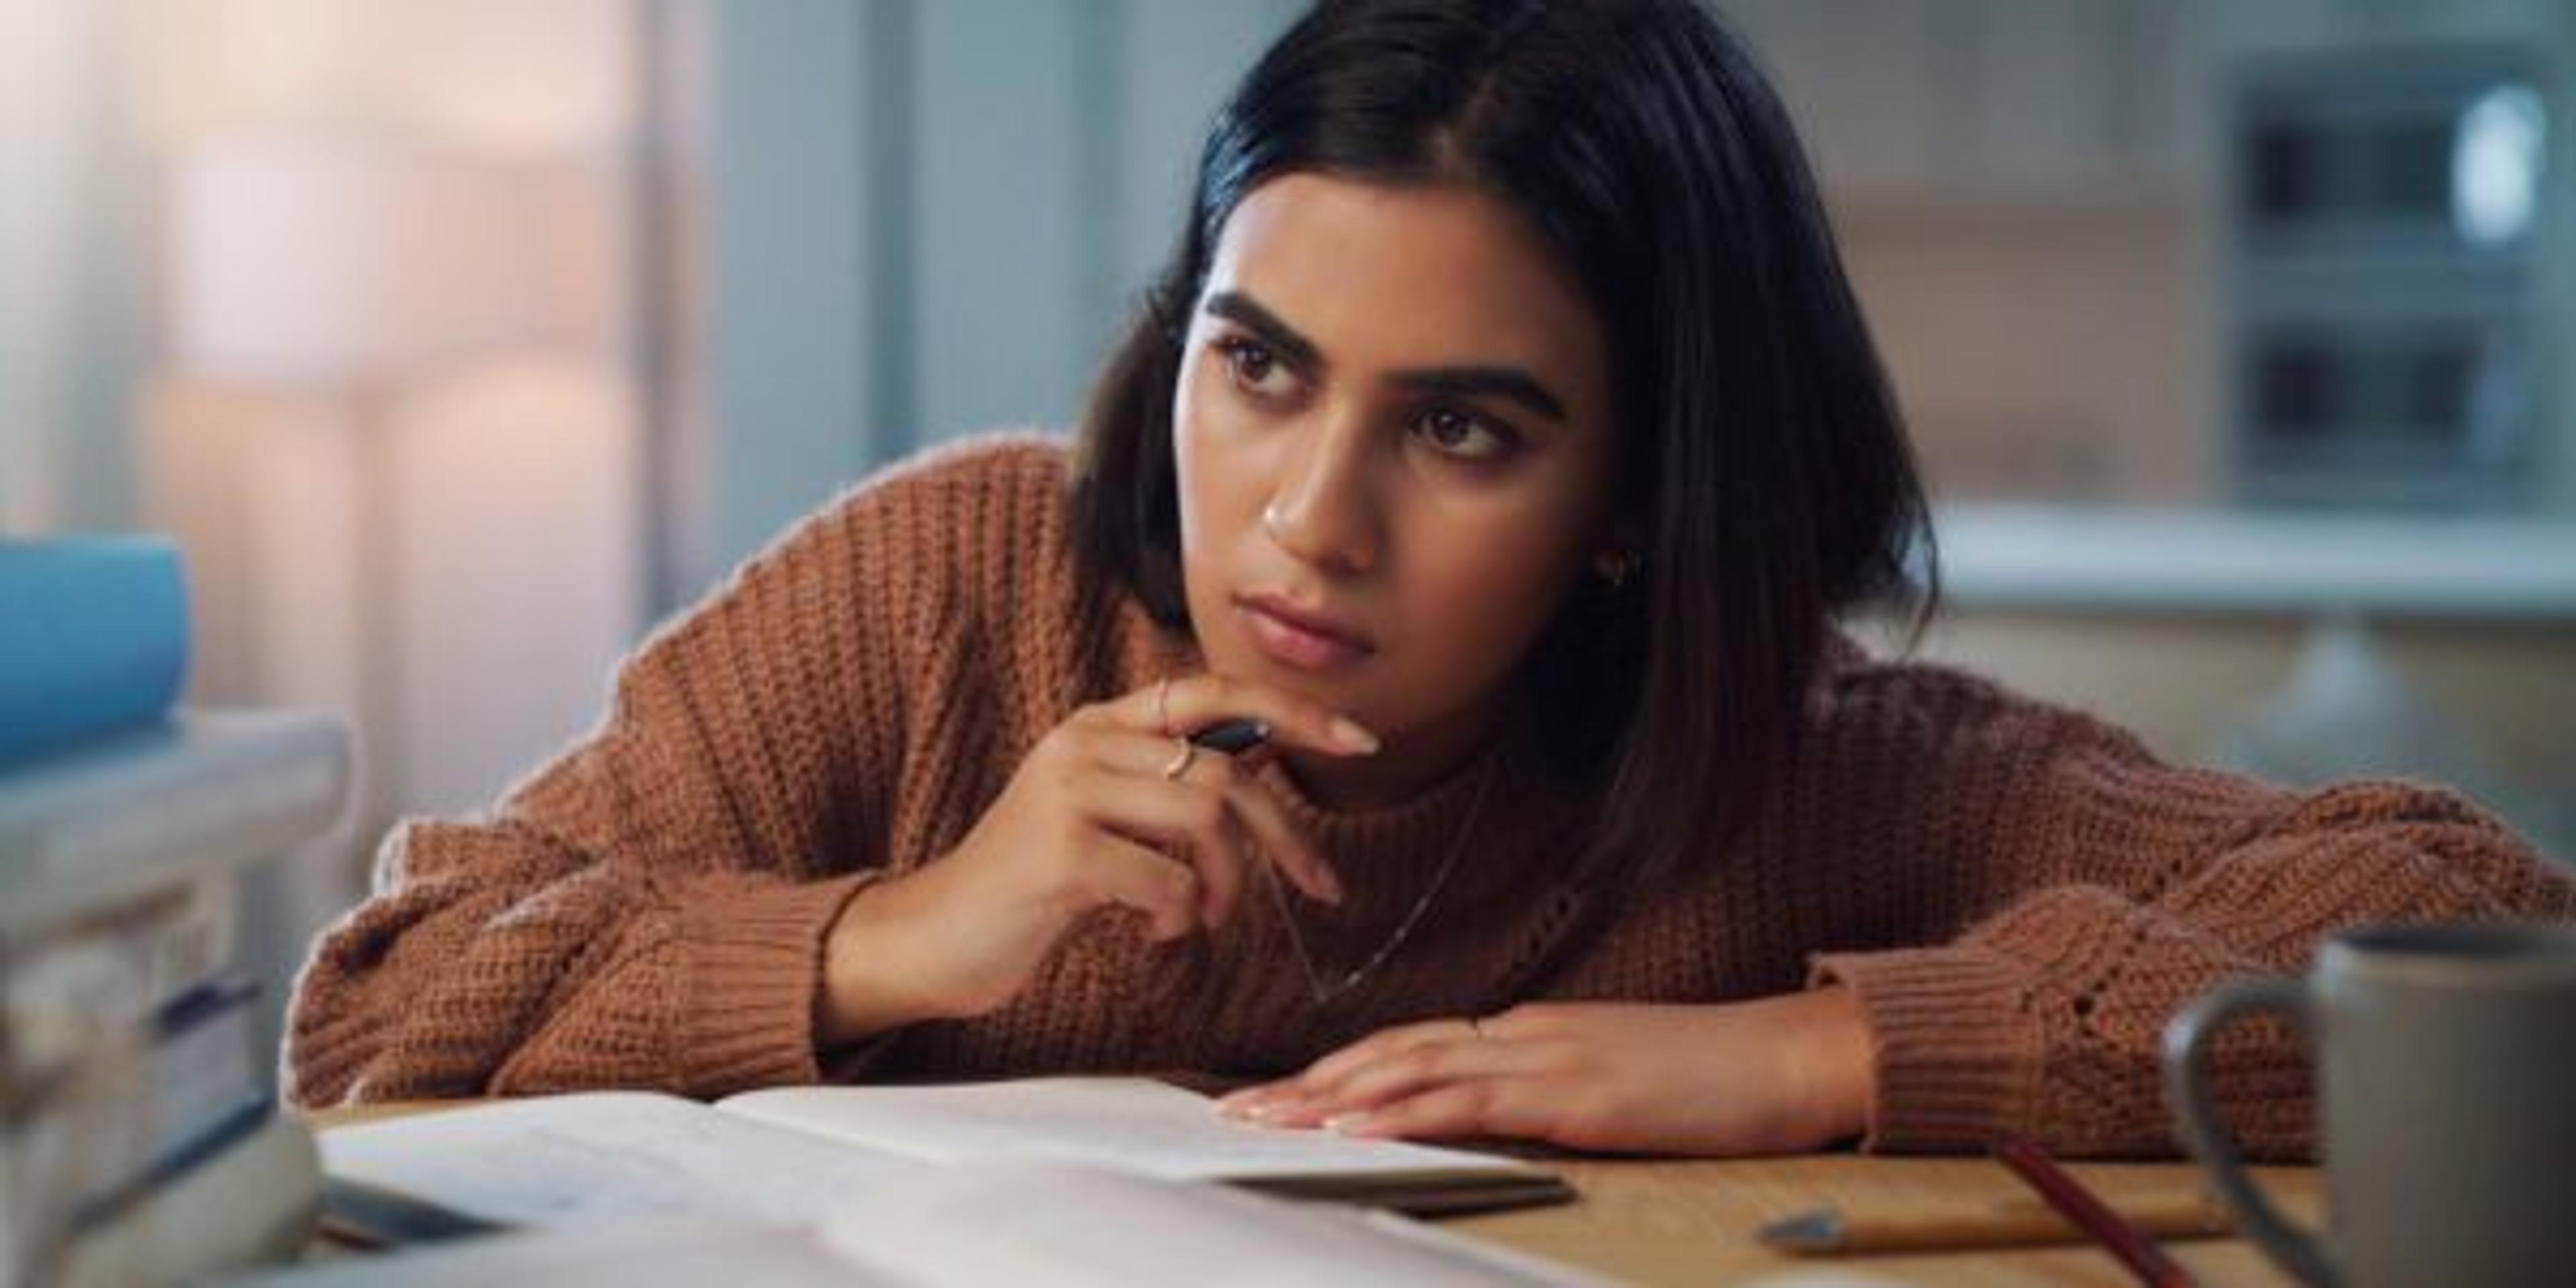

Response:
(1597, 551), (1638, 590)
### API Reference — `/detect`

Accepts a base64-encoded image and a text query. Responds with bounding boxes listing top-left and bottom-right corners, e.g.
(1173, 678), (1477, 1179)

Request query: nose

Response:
(1260, 413), (1382, 576)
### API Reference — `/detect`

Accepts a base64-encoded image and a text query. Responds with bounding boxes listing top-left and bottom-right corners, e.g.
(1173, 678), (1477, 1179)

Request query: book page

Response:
(718, 1076), (1540, 1181)
(238, 1164), (1603, 1288)
(221, 1217), (898, 1288)
(319, 1092), (930, 1229)
(814, 1161), (1605, 1287)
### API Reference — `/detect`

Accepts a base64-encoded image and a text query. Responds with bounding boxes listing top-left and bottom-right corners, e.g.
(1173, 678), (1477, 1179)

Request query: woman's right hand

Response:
(816, 676), (1381, 1047)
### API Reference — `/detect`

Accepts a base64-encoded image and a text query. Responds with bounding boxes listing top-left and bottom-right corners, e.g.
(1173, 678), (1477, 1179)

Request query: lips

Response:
(1236, 592), (1375, 673)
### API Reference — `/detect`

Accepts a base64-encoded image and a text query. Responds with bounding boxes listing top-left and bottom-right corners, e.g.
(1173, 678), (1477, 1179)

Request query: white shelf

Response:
(0, 710), (351, 939)
(1933, 505), (2576, 620)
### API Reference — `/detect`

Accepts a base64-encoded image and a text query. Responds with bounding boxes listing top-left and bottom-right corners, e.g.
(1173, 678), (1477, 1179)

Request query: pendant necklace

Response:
(1255, 752), (1501, 1008)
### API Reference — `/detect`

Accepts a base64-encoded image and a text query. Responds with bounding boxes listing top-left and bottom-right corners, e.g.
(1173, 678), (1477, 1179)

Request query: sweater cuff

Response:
(681, 871), (877, 1097)
(1808, 946), (2046, 1153)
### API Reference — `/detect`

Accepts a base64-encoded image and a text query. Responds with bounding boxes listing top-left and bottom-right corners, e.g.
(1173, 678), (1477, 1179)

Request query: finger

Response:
(1262, 1030), (1538, 1129)
(1330, 1077), (1562, 1143)
(1074, 833), (1203, 941)
(1110, 675), (1381, 757)
(1224, 1019), (1489, 1127)
(1093, 731), (1340, 908)
(1223, 777), (1342, 904)
(1321, 1033), (1550, 1116)
(1217, 1012), (1554, 1124)
(1094, 725), (1252, 786)
(1213, 1078), (1298, 1116)
(1296, 1017), (1484, 1092)
(1071, 761), (1246, 928)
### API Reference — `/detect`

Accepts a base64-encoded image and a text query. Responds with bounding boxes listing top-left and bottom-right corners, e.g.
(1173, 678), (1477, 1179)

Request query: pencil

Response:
(1994, 1136), (2196, 1288)
(1758, 1191), (2231, 1254)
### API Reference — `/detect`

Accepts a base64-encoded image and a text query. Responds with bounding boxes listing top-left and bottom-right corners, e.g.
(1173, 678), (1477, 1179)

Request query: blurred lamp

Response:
(165, 133), (613, 386)
(134, 0), (633, 160)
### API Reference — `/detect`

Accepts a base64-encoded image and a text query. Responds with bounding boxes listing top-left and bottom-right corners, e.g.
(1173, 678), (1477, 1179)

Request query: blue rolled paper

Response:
(0, 537), (192, 765)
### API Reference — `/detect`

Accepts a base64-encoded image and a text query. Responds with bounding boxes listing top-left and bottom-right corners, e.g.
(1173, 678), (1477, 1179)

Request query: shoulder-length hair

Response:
(1071, 0), (1935, 888)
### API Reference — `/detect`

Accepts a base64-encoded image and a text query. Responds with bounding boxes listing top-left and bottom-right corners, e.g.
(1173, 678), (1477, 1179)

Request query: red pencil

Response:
(1994, 1136), (2196, 1288)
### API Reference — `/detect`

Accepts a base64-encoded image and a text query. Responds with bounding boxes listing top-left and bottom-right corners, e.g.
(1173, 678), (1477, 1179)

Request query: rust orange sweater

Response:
(286, 436), (2574, 1157)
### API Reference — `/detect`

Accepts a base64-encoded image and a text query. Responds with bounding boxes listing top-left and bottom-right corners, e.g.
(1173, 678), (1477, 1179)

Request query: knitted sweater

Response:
(285, 435), (2575, 1157)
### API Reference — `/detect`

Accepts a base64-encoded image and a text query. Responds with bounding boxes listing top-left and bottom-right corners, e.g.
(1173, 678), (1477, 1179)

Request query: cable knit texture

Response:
(286, 435), (2576, 1159)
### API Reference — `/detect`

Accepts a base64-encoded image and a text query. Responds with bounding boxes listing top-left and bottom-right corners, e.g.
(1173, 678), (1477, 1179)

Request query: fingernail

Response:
(1329, 716), (1381, 755)
(1215, 1086), (1273, 1112)
(1323, 1112), (1376, 1135)
(1313, 863), (1346, 905)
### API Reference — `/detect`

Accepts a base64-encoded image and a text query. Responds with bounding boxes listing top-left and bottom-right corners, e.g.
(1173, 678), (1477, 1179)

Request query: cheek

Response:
(1401, 500), (1595, 659)
(1171, 361), (1221, 538)
(1170, 366), (1260, 587)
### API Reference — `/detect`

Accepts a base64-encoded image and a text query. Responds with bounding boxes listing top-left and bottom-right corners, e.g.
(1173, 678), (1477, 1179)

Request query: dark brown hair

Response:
(1071, 0), (1935, 887)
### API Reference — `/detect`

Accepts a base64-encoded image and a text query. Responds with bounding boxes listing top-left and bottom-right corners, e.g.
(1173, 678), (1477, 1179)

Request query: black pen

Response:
(1189, 718), (1272, 754)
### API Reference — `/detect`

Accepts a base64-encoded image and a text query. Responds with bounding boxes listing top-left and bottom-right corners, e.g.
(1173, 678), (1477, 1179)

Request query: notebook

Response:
(317, 1075), (1571, 1238)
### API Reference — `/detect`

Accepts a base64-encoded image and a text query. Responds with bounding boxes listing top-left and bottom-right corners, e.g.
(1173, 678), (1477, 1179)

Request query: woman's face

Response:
(1174, 173), (1618, 807)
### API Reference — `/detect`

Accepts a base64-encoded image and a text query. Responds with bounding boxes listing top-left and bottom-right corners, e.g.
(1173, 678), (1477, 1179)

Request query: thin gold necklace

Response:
(1255, 753), (1501, 1008)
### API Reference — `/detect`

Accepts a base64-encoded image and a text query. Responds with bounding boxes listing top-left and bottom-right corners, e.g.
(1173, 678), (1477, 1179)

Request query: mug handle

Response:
(2163, 979), (2339, 1288)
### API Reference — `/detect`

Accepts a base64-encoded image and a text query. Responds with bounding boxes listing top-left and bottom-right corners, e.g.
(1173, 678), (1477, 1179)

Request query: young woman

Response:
(286, 0), (2571, 1159)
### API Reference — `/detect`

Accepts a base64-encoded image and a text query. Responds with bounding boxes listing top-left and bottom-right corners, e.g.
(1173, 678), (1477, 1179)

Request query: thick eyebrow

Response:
(1387, 367), (1566, 423)
(1203, 292), (1322, 372)
(1201, 290), (1570, 423)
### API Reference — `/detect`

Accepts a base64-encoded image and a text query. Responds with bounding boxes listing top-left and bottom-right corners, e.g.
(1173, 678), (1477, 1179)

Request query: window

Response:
(2232, 55), (2548, 511)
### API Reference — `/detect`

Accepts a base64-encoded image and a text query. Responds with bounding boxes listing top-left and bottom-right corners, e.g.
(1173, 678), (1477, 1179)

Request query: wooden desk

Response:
(309, 1105), (2318, 1286)
(1449, 1153), (2316, 1286)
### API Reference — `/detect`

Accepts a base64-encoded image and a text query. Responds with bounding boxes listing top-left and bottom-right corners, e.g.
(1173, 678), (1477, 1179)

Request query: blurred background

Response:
(4, 1), (2571, 1026)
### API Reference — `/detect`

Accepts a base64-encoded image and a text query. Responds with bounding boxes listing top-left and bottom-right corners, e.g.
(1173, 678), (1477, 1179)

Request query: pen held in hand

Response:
(1188, 718), (1273, 755)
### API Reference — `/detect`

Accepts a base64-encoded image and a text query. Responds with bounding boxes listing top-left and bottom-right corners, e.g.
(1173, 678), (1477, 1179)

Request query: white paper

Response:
(239, 1165), (1605, 1288)
(319, 1091), (928, 1229)
(813, 1161), (1607, 1287)
(717, 1076), (1536, 1181)
(221, 1216), (896, 1287)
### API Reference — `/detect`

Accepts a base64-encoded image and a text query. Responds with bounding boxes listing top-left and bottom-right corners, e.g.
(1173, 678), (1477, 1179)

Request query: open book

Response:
(318, 1076), (1570, 1237)
(254, 1160), (1605, 1287)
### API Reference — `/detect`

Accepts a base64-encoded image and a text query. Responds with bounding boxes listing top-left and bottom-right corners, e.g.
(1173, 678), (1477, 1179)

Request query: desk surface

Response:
(1448, 1152), (2316, 1286)
(308, 1104), (2318, 1286)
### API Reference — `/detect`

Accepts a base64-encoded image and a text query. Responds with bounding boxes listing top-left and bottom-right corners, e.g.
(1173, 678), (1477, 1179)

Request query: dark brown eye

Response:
(1411, 406), (1514, 462)
(1217, 336), (1296, 400)
(1421, 408), (1474, 447)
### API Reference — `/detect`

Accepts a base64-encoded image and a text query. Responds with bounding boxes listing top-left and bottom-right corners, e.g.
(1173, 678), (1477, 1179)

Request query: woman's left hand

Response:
(1214, 989), (1877, 1156)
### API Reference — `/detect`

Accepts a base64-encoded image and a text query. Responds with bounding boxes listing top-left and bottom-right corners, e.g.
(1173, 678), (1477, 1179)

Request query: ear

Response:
(1591, 519), (1643, 575)
(1591, 520), (1644, 588)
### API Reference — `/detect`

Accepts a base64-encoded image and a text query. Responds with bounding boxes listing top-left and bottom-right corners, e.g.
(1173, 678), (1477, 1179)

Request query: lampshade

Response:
(134, 0), (635, 159)
(363, 0), (638, 159)
(385, 360), (641, 815)
(164, 132), (619, 387)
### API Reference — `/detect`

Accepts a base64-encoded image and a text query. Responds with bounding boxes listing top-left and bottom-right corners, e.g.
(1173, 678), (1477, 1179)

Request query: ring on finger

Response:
(1161, 737), (1197, 780)
(1156, 677), (1175, 737)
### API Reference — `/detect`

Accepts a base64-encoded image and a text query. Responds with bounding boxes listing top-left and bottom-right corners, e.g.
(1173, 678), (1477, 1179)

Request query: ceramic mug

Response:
(2164, 922), (2576, 1288)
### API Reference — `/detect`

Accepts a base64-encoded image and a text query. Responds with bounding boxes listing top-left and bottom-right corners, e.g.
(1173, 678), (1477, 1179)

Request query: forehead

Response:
(1204, 173), (1603, 376)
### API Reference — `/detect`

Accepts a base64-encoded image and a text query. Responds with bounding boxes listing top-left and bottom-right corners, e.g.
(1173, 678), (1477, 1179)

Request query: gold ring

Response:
(1156, 677), (1175, 737)
(1161, 738), (1197, 780)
